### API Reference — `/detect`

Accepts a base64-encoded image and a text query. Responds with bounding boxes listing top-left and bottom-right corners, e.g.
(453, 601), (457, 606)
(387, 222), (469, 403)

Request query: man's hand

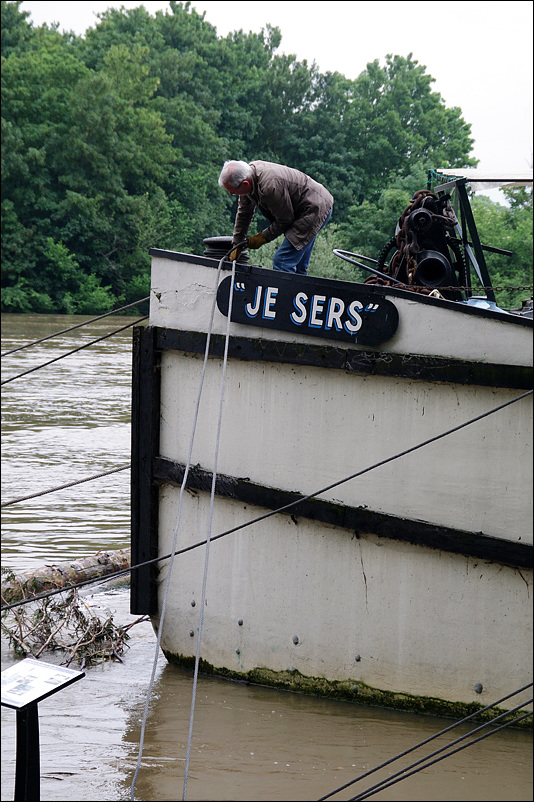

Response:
(228, 246), (242, 262)
(247, 232), (267, 250)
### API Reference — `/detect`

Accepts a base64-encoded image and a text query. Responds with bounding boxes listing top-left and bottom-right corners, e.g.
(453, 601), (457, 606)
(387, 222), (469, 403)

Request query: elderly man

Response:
(219, 160), (333, 274)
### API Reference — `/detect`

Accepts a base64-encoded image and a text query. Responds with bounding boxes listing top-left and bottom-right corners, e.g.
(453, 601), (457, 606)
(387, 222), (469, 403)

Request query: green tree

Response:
(1, 13), (176, 311)
(1, 1), (482, 313)
(1, 0), (34, 56)
(338, 166), (429, 262)
(1, 25), (92, 310)
(343, 54), (476, 199)
(41, 238), (115, 314)
(471, 190), (533, 309)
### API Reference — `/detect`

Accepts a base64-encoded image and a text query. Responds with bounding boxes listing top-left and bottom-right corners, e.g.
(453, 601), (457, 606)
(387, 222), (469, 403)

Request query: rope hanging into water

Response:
(0, 297), (150, 358)
(129, 246), (241, 802)
(183, 256), (236, 801)
(2, 388), (532, 615)
(318, 682), (533, 801)
(0, 316), (148, 385)
(3, 288), (531, 793)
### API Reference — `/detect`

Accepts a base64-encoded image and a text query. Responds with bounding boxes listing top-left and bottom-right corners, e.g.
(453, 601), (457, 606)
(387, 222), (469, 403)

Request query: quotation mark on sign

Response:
(234, 282), (246, 291)
(364, 303), (379, 312)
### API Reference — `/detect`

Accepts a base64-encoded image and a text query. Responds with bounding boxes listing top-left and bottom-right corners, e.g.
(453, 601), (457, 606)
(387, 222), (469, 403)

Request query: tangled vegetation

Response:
(1, 568), (148, 668)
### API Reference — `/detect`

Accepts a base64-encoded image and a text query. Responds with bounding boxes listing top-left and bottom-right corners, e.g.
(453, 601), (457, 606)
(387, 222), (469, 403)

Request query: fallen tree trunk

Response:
(1, 548), (131, 605)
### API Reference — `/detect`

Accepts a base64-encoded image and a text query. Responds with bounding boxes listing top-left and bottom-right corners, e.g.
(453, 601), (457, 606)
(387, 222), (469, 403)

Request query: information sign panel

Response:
(1, 658), (84, 710)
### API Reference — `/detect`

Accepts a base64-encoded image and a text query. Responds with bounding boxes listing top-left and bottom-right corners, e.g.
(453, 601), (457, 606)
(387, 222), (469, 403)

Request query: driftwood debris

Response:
(1, 548), (131, 605)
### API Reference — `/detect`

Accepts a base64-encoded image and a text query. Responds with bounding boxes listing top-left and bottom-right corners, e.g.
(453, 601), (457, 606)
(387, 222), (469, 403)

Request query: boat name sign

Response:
(216, 270), (399, 346)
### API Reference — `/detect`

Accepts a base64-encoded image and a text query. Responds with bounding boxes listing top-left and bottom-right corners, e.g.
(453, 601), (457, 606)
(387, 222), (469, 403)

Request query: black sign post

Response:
(14, 702), (40, 802)
(217, 268), (399, 346)
(2, 658), (85, 802)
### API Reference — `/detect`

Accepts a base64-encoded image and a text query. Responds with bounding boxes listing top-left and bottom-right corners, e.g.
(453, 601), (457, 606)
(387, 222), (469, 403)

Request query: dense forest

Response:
(1, 0), (532, 314)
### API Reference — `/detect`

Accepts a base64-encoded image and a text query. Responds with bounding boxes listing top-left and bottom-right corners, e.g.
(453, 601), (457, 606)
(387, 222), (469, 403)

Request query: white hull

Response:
(131, 250), (533, 718)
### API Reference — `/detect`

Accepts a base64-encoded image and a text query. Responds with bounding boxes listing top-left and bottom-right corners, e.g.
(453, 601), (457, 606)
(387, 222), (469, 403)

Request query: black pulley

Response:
(202, 236), (249, 263)
(414, 250), (454, 288)
(408, 208), (433, 233)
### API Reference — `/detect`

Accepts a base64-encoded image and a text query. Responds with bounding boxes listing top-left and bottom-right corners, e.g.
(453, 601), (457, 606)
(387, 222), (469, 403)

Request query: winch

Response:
(364, 189), (465, 300)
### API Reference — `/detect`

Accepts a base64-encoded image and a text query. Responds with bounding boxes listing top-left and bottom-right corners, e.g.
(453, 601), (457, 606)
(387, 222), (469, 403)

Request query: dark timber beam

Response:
(156, 328), (532, 390)
(153, 457), (533, 570)
(130, 325), (161, 615)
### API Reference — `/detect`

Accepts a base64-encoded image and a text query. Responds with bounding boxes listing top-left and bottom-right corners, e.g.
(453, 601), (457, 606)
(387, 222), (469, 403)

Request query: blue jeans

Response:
(272, 207), (332, 275)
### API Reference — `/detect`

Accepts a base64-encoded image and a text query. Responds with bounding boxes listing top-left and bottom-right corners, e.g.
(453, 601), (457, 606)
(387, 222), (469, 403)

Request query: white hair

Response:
(218, 160), (253, 188)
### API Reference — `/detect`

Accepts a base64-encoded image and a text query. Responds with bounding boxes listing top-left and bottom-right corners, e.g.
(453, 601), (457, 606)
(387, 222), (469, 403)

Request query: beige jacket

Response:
(232, 160), (333, 251)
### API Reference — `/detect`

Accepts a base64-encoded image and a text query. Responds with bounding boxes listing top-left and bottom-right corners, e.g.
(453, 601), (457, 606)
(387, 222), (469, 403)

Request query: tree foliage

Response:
(470, 189), (533, 309)
(1, 0), (531, 313)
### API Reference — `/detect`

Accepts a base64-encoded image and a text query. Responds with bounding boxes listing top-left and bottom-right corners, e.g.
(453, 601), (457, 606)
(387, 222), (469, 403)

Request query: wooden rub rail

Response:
(156, 328), (533, 389)
(154, 457), (533, 570)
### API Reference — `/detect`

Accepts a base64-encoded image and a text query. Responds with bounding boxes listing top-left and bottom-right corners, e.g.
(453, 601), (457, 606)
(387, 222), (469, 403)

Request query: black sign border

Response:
(216, 267), (399, 346)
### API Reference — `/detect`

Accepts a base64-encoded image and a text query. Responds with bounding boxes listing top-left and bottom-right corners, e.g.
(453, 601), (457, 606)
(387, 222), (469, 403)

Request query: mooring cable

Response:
(129, 247), (241, 802)
(2, 388), (532, 615)
(4, 363), (532, 793)
(348, 706), (533, 801)
(0, 297), (150, 358)
(3, 276), (530, 796)
(317, 684), (533, 800)
(1, 464), (131, 508)
(128, 296), (215, 799)
(1, 316), (148, 385)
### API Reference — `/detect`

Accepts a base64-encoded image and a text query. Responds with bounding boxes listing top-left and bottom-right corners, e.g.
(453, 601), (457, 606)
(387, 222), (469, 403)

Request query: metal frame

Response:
(428, 173), (497, 302)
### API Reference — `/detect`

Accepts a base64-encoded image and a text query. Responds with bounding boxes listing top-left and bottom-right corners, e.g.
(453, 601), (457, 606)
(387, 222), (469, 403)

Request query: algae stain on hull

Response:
(161, 649), (531, 730)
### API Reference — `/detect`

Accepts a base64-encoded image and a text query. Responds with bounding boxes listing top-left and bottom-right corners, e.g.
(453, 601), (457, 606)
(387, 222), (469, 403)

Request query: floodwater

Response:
(1, 313), (532, 801)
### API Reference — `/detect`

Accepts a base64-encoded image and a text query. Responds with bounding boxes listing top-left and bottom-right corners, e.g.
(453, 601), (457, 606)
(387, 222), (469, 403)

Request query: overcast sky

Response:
(18, 1), (534, 178)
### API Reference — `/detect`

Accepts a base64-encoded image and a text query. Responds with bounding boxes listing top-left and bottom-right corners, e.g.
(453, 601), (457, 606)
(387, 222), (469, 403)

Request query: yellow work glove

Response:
(228, 246), (242, 262)
(247, 232), (268, 250)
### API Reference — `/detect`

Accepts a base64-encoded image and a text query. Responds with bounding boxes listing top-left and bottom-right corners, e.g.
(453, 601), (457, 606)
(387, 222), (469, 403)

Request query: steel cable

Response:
(129, 245), (242, 802)
(0, 297), (150, 358)
(0, 316), (148, 385)
(2, 388), (531, 614)
(347, 709), (533, 801)
(317, 685), (533, 800)
(183, 255), (236, 801)
(1, 465), (130, 508)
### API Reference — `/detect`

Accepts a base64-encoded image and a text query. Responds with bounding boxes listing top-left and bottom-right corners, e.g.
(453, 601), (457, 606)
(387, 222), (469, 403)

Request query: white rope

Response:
(130, 255), (235, 801)
(182, 258), (236, 800)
